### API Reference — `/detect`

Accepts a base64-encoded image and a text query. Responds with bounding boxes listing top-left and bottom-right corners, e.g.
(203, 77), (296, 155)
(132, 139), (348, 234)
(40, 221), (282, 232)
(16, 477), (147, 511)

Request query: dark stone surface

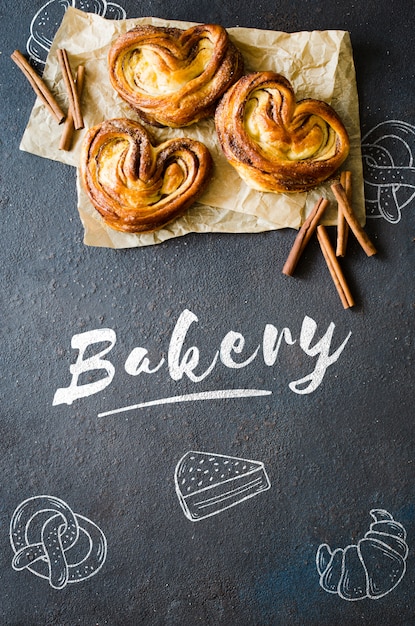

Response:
(1, 0), (414, 624)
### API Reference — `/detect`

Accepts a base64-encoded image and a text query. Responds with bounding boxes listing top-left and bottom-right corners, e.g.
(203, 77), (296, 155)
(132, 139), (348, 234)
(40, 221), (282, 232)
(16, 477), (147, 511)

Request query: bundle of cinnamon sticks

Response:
(282, 171), (377, 309)
(11, 48), (85, 152)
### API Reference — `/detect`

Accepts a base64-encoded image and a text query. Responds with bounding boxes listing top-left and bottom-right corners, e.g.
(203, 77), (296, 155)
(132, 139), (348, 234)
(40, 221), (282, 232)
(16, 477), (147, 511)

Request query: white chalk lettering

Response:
(52, 309), (351, 406)
(125, 348), (165, 376)
(289, 316), (352, 394)
(52, 329), (116, 406)
(263, 325), (296, 365)
(220, 331), (259, 368)
(168, 309), (218, 383)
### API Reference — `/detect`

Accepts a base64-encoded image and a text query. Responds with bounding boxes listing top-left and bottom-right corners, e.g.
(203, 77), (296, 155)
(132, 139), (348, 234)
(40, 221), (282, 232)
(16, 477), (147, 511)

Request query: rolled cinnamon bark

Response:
(59, 65), (85, 151)
(57, 48), (84, 130)
(11, 49), (65, 123)
(317, 225), (355, 309)
(336, 170), (351, 257)
(331, 182), (377, 257)
(282, 197), (330, 276)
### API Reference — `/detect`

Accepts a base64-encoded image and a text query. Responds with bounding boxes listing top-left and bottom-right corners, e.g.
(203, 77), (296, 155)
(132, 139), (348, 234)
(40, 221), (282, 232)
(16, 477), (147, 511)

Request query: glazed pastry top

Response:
(215, 71), (350, 193)
(80, 118), (213, 233)
(108, 23), (244, 127)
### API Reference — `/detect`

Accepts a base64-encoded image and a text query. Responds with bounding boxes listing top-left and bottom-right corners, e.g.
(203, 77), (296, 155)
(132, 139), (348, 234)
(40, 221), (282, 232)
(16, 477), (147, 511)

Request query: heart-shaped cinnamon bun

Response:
(215, 71), (350, 193)
(108, 23), (244, 128)
(80, 118), (213, 233)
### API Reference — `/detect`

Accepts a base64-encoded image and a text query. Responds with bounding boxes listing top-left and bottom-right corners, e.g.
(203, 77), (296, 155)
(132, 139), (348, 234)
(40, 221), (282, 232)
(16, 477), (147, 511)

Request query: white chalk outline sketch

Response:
(316, 509), (408, 601)
(27, 0), (127, 73)
(10, 495), (107, 589)
(174, 450), (271, 522)
(362, 120), (415, 223)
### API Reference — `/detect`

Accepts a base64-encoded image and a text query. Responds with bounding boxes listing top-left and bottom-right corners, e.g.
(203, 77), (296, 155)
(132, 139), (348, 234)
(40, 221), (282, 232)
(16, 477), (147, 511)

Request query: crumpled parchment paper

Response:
(20, 7), (364, 248)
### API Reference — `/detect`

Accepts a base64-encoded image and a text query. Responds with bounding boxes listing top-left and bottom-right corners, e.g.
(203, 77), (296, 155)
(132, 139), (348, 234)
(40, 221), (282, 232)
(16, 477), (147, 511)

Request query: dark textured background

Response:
(1, 0), (414, 624)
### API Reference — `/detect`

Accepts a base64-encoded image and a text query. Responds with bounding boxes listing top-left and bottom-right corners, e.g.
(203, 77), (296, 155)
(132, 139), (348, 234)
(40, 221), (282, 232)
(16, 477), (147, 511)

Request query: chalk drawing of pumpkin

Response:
(316, 509), (408, 600)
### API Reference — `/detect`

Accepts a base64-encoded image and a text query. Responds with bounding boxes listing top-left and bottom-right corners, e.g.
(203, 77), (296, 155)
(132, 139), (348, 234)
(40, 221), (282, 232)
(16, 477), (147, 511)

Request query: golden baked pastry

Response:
(108, 23), (244, 127)
(215, 71), (350, 193)
(80, 118), (213, 233)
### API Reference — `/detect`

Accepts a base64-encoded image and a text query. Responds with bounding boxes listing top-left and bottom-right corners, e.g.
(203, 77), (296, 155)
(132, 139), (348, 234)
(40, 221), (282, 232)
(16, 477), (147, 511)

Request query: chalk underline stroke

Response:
(98, 388), (272, 417)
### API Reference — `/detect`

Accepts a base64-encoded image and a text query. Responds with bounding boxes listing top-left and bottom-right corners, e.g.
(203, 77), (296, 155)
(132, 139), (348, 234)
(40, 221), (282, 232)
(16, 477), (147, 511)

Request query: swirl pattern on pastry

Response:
(215, 71), (350, 193)
(108, 23), (244, 127)
(80, 118), (213, 233)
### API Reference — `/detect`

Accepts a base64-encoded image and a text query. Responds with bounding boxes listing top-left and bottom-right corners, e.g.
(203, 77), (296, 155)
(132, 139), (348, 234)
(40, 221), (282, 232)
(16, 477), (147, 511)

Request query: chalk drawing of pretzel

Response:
(10, 495), (107, 589)
(362, 120), (415, 223)
(27, 0), (126, 72)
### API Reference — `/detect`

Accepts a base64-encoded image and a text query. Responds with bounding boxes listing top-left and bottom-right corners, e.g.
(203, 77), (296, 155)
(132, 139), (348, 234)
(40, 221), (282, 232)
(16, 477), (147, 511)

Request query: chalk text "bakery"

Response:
(52, 308), (351, 406)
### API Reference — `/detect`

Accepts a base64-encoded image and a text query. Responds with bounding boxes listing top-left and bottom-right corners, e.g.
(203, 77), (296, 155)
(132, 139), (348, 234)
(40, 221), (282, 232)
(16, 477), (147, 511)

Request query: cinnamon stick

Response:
(11, 49), (65, 124)
(59, 65), (85, 151)
(336, 170), (351, 257)
(282, 197), (330, 276)
(57, 48), (84, 130)
(331, 182), (377, 257)
(317, 225), (355, 309)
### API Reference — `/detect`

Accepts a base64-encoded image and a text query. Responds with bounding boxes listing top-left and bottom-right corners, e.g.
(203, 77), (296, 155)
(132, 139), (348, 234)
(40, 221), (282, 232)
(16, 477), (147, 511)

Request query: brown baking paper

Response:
(20, 7), (364, 248)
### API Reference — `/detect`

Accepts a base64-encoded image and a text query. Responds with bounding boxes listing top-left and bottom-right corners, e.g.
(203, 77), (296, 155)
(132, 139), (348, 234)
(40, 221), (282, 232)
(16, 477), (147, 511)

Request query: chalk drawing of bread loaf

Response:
(316, 509), (408, 600)
(27, 1), (126, 72)
(175, 451), (271, 521)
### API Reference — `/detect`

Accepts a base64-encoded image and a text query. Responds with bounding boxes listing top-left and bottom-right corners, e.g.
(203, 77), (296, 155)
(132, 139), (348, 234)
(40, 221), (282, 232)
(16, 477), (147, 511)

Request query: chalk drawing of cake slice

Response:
(175, 451), (271, 521)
